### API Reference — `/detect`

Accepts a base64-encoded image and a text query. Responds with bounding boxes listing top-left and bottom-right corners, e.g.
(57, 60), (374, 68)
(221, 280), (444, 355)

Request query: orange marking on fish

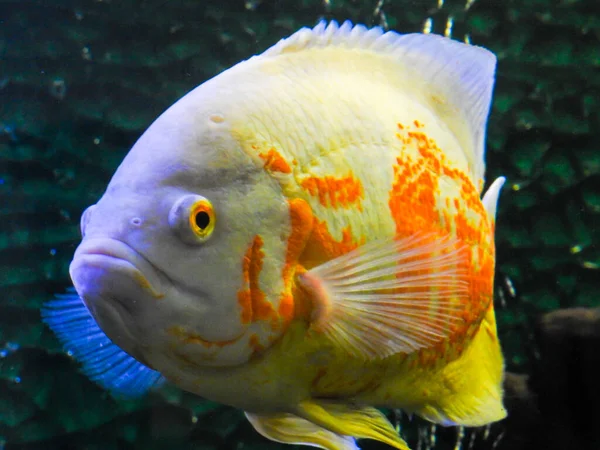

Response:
(300, 173), (363, 210)
(283, 199), (314, 283)
(259, 148), (292, 174)
(238, 235), (278, 325)
(279, 198), (314, 324)
(133, 272), (165, 299)
(278, 294), (295, 323)
(389, 127), (494, 365)
(295, 217), (364, 325)
(300, 219), (364, 270)
(295, 217), (364, 329)
(414, 119), (423, 128)
(238, 242), (255, 324)
(389, 155), (438, 234)
(167, 326), (241, 348)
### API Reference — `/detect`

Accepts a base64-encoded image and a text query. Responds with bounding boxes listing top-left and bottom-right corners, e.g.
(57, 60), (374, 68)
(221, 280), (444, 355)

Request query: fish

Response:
(42, 20), (507, 450)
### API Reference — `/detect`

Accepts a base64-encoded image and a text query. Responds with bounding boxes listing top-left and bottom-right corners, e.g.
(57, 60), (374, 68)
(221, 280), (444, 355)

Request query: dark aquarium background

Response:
(1, 0), (599, 449)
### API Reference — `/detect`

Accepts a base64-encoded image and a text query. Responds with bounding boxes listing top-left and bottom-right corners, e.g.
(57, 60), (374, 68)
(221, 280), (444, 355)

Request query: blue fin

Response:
(41, 288), (166, 398)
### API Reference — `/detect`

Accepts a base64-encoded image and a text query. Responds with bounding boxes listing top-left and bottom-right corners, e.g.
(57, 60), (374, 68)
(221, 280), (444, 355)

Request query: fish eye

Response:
(189, 199), (215, 238)
(194, 211), (210, 229)
(169, 195), (216, 244)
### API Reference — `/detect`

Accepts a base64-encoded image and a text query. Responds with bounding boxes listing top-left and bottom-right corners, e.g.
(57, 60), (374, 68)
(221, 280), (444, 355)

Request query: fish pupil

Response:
(195, 211), (210, 230)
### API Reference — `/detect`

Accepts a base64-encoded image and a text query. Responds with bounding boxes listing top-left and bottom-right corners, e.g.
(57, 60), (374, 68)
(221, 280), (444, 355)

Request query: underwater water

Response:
(1, 0), (600, 449)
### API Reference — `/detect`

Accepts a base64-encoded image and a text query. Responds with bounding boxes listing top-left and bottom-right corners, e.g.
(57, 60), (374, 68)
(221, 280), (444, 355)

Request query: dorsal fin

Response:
(259, 20), (497, 189)
(482, 176), (506, 222)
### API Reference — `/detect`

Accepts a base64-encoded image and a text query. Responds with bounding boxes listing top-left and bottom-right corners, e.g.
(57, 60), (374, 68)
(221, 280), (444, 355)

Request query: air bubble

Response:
(50, 78), (67, 100)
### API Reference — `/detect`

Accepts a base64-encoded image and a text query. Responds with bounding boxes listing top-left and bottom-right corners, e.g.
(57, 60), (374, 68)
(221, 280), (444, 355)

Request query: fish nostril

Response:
(130, 217), (143, 227)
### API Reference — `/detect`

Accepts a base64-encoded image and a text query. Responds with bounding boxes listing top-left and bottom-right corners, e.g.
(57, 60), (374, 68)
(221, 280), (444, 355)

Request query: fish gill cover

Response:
(0, 0), (599, 449)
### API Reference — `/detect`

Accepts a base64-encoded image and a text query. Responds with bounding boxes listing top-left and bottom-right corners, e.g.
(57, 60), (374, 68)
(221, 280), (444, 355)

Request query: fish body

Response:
(43, 21), (506, 450)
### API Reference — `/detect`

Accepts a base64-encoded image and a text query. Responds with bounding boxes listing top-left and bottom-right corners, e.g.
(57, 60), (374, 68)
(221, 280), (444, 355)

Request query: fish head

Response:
(70, 83), (297, 371)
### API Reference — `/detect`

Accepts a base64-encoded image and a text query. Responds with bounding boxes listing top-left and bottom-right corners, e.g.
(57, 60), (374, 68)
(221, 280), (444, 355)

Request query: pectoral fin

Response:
(298, 232), (470, 360)
(297, 400), (410, 450)
(245, 411), (360, 450)
(414, 303), (506, 427)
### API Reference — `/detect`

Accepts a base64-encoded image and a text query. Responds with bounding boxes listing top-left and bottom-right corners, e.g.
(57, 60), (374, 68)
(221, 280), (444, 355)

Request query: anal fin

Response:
(245, 411), (359, 450)
(297, 400), (410, 450)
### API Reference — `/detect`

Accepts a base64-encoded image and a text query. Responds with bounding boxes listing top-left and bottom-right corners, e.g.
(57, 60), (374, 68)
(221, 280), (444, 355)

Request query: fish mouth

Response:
(70, 238), (166, 305)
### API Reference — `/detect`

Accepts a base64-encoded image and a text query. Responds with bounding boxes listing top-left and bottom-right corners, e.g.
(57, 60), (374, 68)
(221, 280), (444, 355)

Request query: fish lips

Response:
(70, 238), (166, 317)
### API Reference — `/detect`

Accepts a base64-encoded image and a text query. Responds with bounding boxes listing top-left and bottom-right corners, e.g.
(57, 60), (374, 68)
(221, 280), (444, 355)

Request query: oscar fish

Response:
(43, 20), (507, 450)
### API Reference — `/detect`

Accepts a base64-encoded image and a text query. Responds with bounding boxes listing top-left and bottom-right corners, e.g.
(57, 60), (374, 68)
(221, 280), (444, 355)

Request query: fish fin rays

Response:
(298, 232), (471, 360)
(245, 411), (360, 450)
(414, 303), (506, 427)
(297, 400), (410, 450)
(260, 20), (496, 187)
(482, 177), (505, 223)
(41, 288), (166, 398)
